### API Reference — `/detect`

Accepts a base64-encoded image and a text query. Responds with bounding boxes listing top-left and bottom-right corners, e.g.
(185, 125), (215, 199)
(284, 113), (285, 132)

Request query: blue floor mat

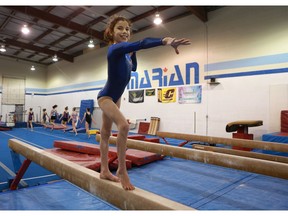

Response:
(0, 180), (117, 210)
(128, 157), (288, 210)
(1, 128), (288, 210)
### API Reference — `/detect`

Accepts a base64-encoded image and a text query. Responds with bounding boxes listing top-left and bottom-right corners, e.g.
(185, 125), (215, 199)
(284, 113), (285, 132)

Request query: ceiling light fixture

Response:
(30, 65), (35, 71)
(88, 39), (95, 48)
(52, 54), (58, 62)
(153, 13), (162, 25)
(0, 45), (6, 52)
(21, 24), (30, 34)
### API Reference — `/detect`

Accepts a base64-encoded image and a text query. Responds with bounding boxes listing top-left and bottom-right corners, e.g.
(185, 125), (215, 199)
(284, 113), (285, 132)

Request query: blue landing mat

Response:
(128, 157), (288, 210)
(0, 180), (118, 210)
(262, 132), (288, 144)
(1, 128), (288, 210)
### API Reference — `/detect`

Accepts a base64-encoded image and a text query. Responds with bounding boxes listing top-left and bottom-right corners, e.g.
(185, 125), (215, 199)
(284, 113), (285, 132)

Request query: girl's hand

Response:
(163, 37), (191, 54)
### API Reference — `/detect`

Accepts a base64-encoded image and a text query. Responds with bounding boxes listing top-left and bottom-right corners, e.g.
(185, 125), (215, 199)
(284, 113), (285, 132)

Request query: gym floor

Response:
(0, 127), (288, 210)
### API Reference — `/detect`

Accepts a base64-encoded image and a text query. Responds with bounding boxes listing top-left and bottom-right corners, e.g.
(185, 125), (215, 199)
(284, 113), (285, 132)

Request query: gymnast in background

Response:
(69, 107), (79, 136)
(81, 108), (96, 138)
(27, 108), (34, 131)
(50, 105), (58, 131)
(42, 108), (49, 125)
(97, 15), (191, 190)
(59, 106), (70, 132)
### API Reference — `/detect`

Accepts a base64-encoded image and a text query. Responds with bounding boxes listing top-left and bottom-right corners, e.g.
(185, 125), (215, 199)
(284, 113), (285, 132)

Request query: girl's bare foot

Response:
(100, 171), (120, 182)
(117, 171), (135, 190)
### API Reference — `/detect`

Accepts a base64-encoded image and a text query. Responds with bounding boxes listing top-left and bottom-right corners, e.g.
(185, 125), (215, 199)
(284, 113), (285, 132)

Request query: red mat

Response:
(0, 126), (12, 131)
(45, 148), (102, 171)
(54, 140), (163, 166)
(43, 124), (65, 130)
(45, 148), (132, 171)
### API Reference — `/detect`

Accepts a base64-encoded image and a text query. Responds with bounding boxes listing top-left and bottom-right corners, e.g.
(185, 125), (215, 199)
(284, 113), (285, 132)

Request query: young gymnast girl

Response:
(27, 108), (34, 131)
(69, 107), (79, 135)
(97, 15), (191, 190)
(81, 108), (96, 138)
(59, 106), (70, 132)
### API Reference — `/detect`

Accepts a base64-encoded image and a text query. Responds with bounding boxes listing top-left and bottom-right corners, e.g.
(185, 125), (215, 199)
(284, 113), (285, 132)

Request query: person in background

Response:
(0, 115), (3, 124)
(59, 106), (69, 132)
(27, 108), (34, 131)
(96, 15), (191, 190)
(50, 105), (58, 131)
(81, 107), (96, 138)
(69, 107), (79, 136)
(42, 108), (49, 125)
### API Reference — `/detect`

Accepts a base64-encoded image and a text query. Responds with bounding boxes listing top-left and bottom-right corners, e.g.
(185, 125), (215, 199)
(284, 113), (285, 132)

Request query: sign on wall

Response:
(158, 87), (176, 103)
(178, 85), (202, 104)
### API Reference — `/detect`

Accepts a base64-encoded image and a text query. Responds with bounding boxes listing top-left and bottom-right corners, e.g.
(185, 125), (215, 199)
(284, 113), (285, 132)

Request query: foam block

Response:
(88, 129), (100, 135)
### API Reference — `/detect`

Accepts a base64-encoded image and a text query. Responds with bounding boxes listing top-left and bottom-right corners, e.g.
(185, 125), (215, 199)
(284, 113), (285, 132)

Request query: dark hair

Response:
(52, 105), (57, 109)
(86, 108), (90, 112)
(104, 15), (132, 44)
(65, 106), (68, 110)
(73, 107), (76, 111)
(43, 108), (46, 112)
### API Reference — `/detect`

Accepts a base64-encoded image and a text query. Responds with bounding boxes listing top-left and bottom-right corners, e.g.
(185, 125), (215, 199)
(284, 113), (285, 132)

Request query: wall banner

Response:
(129, 90), (144, 103)
(178, 85), (202, 104)
(158, 87), (176, 103)
(145, 89), (155, 96)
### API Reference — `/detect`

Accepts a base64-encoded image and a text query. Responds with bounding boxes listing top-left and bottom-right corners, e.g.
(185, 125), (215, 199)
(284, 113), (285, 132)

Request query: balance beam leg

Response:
(8, 139), (193, 210)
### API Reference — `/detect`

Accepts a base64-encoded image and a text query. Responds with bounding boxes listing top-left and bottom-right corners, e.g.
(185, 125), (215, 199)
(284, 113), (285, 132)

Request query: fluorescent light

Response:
(153, 13), (162, 25)
(52, 54), (58, 62)
(31, 65), (35, 71)
(0, 45), (6, 52)
(88, 39), (94, 48)
(21, 25), (30, 34)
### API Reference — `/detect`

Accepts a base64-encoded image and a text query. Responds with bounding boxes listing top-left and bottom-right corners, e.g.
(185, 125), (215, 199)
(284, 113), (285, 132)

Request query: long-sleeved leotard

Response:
(97, 38), (163, 103)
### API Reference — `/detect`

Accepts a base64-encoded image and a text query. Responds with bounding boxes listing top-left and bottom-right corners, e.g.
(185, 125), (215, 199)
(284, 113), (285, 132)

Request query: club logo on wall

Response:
(158, 88), (176, 103)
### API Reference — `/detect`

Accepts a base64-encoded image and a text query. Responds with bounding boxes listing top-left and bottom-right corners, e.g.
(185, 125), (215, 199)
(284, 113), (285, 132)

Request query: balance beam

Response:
(8, 139), (193, 210)
(156, 131), (288, 153)
(96, 135), (288, 180)
(193, 144), (288, 164)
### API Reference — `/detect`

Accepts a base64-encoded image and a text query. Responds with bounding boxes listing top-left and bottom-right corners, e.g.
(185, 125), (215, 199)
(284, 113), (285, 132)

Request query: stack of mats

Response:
(45, 140), (164, 171)
(281, 110), (288, 133)
(0, 124), (12, 131)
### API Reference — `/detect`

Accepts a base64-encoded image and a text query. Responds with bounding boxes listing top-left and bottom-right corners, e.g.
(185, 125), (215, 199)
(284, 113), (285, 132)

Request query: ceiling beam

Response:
(5, 6), (104, 41)
(186, 6), (208, 22)
(5, 38), (74, 62)
(1, 53), (49, 65)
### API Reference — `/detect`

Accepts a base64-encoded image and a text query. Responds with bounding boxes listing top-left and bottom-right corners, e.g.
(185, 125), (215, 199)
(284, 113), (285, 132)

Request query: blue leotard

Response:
(97, 38), (163, 103)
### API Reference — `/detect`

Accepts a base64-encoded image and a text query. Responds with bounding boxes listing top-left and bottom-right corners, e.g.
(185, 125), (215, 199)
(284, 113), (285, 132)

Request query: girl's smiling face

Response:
(113, 20), (131, 44)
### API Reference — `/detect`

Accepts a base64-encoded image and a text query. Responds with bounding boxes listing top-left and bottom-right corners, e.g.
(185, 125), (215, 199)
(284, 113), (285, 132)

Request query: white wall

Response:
(2, 6), (288, 140)
(0, 55), (47, 121)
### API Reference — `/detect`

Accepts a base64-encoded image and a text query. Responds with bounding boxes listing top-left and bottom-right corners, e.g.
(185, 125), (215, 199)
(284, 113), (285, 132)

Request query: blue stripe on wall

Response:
(205, 67), (288, 80)
(26, 87), (103, 96)
(205, 53), (288, 72)
(25, 80), (106, 96)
